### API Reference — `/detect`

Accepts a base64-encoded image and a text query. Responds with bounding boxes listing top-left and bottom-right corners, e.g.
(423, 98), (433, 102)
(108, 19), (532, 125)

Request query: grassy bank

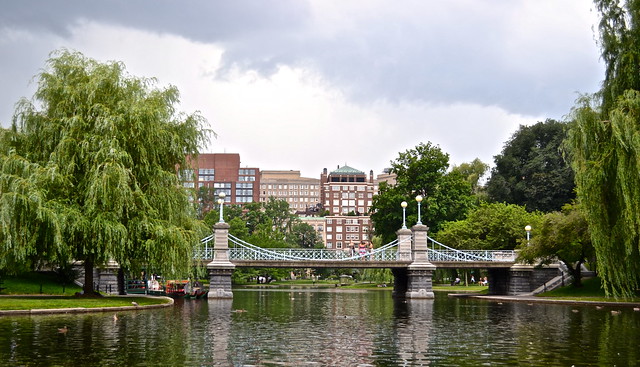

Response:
(0, 296), (170, 311)
(433, 284), (489, 293)
(1, 272), (82, 295)
(0, 272), (171, 311)
(537, 277), (640, 302)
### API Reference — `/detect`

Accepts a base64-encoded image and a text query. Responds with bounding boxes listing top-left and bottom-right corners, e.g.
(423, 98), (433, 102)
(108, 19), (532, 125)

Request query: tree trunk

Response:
(562, 258), (583, 288)
(83, 258), (95, 295)
(572, 260), (584, 288)
(117, 268), (126, 295)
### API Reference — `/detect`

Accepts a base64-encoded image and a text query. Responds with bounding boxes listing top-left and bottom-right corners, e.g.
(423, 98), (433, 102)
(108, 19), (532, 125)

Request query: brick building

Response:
(320, 165), (376, 250)
(182, 153), (260, 209)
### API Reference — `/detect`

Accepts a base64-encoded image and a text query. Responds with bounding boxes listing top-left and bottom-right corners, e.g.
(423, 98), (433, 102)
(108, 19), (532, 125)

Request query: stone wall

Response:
(72, 261), (120, 295)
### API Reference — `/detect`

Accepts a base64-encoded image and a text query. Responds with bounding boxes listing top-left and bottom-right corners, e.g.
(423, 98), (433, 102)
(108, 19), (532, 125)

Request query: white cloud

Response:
(0, 1), (602, 180)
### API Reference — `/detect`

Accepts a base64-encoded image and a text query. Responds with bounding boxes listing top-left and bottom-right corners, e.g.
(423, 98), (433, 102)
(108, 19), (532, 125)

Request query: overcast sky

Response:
(0, 1), (603, 178)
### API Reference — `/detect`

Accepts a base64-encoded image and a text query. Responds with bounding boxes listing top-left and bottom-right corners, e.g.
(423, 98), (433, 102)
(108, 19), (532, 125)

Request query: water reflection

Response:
(0, 291), (639, 366)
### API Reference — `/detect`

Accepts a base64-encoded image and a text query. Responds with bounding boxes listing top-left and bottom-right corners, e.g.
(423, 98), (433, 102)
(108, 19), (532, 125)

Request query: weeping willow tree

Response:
(567, 0), (640, 297)
(0, 49), (210, 295)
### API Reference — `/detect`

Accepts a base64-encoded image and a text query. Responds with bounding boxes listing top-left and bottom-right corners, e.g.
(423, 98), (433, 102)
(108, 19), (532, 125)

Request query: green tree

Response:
(290, 222), (323, 248)
(566, 1), (640, 297)
(196, 186), (217, 219)
(450, 158), (489, 195)
(434, 202), (541, 250)
(370, 142), (476, 244)
(263, 197), (296, 234)
(0, 50), (210, 295)
(486, 119), (575, 212)
(518, 203), (594, 287)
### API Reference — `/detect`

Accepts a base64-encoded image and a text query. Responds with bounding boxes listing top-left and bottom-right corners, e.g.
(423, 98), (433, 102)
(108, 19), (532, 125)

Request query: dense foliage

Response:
(486, 119), (575, 212)
(370, 142), (476, 244)
(566, 0), (640, 297)
(517, 203), (594, 287)
(433, 203), (541, 250)
(450, 158), (489, 196)
(204, 197), (323, 249)
(0, 50), (210, 293)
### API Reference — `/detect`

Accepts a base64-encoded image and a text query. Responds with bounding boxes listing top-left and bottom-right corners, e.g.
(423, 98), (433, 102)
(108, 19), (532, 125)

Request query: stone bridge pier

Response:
(392, 224), (436, 299)
(487, 264), (560, 295)
(207, 222), (235, 299)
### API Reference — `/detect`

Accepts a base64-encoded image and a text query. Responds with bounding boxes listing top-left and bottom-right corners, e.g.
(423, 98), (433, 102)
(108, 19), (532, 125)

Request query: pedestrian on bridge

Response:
(358, 241), (367, 259)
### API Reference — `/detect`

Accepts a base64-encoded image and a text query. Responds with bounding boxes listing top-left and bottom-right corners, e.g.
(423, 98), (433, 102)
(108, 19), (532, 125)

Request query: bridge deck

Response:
(215, 259), (516, 269)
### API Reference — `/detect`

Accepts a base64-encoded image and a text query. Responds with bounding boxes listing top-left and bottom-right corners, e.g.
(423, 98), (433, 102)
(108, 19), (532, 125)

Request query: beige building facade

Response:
(259, 170), (321, 214)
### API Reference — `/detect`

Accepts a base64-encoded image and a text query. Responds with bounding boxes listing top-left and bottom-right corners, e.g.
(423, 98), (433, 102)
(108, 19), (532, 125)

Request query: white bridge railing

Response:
(426, 237), (517, 262)
(196, 234), (517, 263)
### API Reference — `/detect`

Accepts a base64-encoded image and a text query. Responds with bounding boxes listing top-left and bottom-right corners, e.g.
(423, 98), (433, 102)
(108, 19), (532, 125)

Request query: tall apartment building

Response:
(182, 153), (260, 208)
(320, 165), (375, 250)
(259, 170), (321, 214)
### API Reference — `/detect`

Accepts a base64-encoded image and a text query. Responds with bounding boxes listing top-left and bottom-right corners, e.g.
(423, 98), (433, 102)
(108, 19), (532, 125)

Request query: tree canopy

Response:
(486, 119), (575, 212)
(204, 197), (322, 248)
(517, 203), (594, 287)
(450, 158), (489, 195)
(0, 50), (210, 293)
(370, 142), (476, 244)
(433, 202), (541, 250)
(566, 0), (640, 297)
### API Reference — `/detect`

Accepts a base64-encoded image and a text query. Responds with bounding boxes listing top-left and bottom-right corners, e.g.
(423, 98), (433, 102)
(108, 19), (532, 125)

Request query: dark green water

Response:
(0, 289), (638, 366)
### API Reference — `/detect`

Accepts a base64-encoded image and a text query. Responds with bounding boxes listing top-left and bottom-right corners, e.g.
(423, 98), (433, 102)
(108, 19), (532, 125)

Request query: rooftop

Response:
(330, 165), (365, 175)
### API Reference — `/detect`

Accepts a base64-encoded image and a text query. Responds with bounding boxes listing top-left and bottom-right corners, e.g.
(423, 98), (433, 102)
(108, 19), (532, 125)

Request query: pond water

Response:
(0, 288), (638, 366)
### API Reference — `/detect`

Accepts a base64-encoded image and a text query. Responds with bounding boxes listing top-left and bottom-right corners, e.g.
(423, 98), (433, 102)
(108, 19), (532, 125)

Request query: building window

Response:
(180, 169), (195, 181)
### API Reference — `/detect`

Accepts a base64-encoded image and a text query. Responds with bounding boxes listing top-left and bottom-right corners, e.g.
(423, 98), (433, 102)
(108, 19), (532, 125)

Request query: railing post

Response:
(207, 222), (235, 299)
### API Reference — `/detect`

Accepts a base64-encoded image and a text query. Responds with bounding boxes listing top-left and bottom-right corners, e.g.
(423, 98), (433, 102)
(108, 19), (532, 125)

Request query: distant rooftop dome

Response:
(330, 165), (365, 175)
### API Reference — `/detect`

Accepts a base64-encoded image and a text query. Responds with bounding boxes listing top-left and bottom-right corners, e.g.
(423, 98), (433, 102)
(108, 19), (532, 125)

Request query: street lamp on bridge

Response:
(416, 195), (423, 225)
(525, 225), (532, 244)
(401, 201), (408, 229)
(218, 192), (226, 223)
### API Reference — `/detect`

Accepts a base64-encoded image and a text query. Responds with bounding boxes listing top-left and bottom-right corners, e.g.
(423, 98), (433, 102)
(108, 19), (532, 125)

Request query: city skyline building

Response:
(320, 165), (376, 250)
(181, 153), (396, 250)
(183, 153), (260, 210)
(259, 170), (321, 214)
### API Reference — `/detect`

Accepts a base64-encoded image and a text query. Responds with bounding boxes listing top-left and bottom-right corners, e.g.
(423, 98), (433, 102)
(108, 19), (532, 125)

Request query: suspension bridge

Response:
(196, 234), (518, 269)
(200, 222), (561, 300)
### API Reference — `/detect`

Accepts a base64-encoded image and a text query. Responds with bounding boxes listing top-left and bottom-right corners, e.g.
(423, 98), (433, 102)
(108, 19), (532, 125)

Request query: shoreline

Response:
(449, 293), (640, 308)
(0, 295), (174, 316)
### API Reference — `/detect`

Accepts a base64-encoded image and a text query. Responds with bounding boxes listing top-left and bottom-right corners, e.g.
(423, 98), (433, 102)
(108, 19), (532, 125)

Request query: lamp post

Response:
(401, 201), (408, 229)
(525, 225), (532, 244)
(416, 195), (423, 225)
(218, 192), (226, 223)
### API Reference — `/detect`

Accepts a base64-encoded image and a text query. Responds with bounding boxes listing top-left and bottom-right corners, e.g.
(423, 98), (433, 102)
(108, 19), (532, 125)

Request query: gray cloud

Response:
(1, 1), (603, 122)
